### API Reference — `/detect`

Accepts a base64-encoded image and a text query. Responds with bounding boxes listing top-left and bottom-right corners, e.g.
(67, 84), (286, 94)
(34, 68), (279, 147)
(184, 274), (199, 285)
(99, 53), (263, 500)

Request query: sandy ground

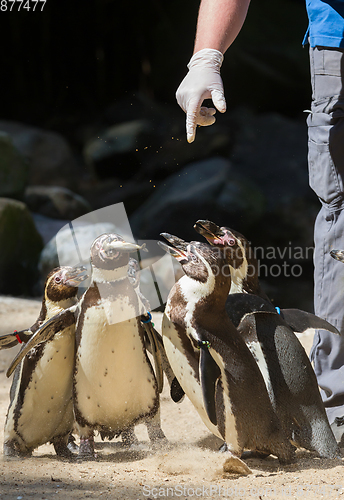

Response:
(0, 296), (343, 500)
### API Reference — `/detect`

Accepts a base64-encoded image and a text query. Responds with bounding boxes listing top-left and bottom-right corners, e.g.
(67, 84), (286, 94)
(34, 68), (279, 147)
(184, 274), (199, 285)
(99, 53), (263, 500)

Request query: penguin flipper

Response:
(0, 329), (32, 349)
(154, 332), (184, 400)
(6, 306), (77, 378)
(199, 341), (221, 426)
(142, 317), (185, 400)
(282, 309), (340, 335)
(141, 317), (164, 393)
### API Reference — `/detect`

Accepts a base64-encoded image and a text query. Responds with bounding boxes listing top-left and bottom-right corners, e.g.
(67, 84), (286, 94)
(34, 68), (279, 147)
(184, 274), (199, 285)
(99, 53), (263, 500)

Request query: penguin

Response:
(194, 219), (341, 459)
(3, 265), (87, 458)
(72, 233), (170, 457)
(159, 233), (295, 474)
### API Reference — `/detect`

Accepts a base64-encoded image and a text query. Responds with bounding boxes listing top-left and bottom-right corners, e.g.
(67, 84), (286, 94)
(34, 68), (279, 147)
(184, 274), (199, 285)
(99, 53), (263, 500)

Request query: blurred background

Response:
(0, 0), (318, 310)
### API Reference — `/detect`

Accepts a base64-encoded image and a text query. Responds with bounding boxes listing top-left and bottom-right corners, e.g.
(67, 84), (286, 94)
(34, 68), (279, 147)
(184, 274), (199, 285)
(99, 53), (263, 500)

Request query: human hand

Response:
(176, 48), (226, 143)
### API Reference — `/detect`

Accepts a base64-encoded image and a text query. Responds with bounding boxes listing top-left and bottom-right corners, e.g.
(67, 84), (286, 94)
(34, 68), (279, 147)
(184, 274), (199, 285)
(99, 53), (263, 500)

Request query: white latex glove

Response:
(176, 48), (226, 143)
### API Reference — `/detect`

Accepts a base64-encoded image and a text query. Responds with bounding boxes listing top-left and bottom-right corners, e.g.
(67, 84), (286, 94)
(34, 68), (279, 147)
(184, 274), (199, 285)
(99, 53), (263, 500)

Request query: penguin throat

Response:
(92, 264), (129, 283)
(229, 247), (249, 294)
(45, 296), (77, 318)
(179, 270), (216, 343)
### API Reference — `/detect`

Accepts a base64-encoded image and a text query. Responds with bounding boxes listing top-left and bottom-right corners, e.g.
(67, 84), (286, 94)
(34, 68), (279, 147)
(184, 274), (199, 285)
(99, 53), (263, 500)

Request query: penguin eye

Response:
(55, 276), (62, 283)
(190, 254), (198, 262)
(228, 239), (236, 246)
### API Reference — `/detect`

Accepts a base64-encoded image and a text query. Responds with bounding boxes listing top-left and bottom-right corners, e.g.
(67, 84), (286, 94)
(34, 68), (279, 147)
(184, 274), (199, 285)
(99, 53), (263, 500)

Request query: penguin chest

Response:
(162, 312), (220, 438)
(7, 326), (75, 448)
(75, 305), (157, 430)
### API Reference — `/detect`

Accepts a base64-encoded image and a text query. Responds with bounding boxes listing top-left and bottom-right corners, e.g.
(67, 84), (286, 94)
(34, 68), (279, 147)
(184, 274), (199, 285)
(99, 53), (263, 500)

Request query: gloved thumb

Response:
(211, 89), (226, 114)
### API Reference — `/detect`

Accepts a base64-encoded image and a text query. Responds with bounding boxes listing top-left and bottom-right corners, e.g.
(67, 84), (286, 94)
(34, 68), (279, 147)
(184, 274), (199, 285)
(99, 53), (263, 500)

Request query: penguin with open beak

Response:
(159, 233), (295, 474)
(3, 265), (87, 457)
(194, 220), (341, 459)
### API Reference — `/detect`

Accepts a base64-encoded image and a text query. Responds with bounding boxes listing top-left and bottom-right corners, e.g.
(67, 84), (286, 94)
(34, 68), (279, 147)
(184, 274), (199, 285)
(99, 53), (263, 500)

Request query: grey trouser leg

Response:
(308, 46), (344, 423)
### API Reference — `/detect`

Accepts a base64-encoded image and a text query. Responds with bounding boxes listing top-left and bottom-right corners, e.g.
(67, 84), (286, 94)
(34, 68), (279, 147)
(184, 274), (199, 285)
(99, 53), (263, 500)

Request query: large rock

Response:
(25, 186), (91, 220)
(39, 221), (120, 281)
(0, 198), (43, 296)
(83, 119), (154, 180)
(0, 121), (83, 189)
(82, 96), (232, 186)
(0, 132), (29, 199)
(129, 157), (265, 241)
(229, 109), (318, 248)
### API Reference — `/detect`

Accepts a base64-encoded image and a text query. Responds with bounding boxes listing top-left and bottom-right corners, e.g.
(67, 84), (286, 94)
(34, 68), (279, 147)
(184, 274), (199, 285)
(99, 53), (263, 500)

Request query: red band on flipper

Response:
(14, 331), (22, 344)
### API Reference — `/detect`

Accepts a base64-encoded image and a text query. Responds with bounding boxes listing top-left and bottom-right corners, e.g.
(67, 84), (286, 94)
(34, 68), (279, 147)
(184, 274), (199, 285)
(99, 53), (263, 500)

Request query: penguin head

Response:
(194, 220), (262, 295)
(194, 219), (257, 270)
(90, 233), (144, 271)
(159, 233), (232, 290)
(45, 265), (88, 302)
(330, 249), (344, 263)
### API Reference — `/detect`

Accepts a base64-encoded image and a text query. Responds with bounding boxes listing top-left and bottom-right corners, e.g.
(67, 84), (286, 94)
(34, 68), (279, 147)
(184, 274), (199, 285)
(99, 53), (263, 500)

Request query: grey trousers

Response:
(308, 46), (344, 423)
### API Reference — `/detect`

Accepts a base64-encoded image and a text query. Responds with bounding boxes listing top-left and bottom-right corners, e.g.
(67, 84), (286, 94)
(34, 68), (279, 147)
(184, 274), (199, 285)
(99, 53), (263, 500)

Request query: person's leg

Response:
(308, 45), (344, 438)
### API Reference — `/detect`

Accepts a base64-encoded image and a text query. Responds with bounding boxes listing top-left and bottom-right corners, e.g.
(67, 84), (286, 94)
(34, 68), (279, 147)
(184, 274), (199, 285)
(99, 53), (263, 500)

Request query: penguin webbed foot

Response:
(52, 435), (77, 459)
(121, 428), (140, 447)
(3, 440), (32, 458)
(146, 422), (168, 445)
(78, 435), (97, 460)
(276, 445), (297, 465)
(67, 433), (79, 454)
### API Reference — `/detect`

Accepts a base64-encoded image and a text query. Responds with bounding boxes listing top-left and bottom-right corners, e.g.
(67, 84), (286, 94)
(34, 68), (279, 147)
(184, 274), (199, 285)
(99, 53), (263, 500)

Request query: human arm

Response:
(176, 0), (251, 142)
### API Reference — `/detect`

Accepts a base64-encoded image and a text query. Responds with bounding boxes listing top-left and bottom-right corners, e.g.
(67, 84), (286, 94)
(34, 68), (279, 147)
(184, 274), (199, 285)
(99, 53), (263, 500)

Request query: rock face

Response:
(24, 186), (91, 220)
(0, 198), (43, 296)
(130, 156), (265, 241)
(0, 133), (29, 199)
(0, 121), (83, 189)
(229, 109), (318, 248)
(39, 221), (118, 282)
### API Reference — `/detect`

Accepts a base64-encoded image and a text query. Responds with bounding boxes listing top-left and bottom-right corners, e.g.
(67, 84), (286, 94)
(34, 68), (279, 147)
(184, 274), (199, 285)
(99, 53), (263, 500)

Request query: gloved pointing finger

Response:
(176, 48), (226, 143)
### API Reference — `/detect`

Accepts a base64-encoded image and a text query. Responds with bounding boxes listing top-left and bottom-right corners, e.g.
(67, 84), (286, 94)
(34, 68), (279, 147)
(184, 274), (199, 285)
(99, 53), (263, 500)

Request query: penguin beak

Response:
(158, 233), (188, 263)
(194, 220), (236, 247)
(194, 220), (225, 244)
(102, 238), (146, 258)
(63, 266), (88, 286)
(330, 249), (344, 263)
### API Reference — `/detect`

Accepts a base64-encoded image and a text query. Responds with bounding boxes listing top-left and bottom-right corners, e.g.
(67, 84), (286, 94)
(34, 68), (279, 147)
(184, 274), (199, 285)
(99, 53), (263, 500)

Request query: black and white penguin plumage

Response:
(72, 233), (164, 458)
(159, 234), (295, 474)
(3, 266), (87, 457)
(128, 257), (184, 404)
(194, 220), (341, 459)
